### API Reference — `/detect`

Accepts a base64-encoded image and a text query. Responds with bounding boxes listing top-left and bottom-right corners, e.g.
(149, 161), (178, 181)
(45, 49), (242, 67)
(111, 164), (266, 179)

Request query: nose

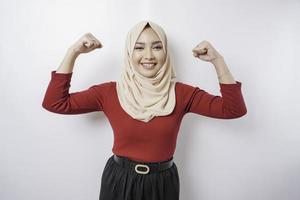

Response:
(144, 47), (154, 60)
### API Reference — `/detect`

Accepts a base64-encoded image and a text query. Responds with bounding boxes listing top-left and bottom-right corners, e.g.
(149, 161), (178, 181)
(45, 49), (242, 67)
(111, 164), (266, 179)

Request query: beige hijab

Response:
(116, 20), (177, 123)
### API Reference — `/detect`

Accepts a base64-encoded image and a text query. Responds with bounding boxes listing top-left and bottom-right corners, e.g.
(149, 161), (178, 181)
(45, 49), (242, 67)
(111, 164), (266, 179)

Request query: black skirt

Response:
(99, 154), (180, 200)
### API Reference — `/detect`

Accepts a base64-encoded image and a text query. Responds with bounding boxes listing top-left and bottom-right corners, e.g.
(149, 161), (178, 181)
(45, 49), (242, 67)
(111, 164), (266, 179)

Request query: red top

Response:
(42, 70), (247, 162)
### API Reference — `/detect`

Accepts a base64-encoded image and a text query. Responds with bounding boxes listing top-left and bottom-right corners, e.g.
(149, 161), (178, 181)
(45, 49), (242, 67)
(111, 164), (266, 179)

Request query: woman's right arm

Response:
(42, 33), (108, 114)
(55, 47), (78, 74)
(57, 32), (102, 74)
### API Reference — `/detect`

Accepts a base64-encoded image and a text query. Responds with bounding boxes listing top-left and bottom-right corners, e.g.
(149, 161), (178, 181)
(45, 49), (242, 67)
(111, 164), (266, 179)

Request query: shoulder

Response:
(176, 81), (192, 88)
(175, 81), (201, 94)
(90, 81), (115, 94)
(94, 81), (115, 87)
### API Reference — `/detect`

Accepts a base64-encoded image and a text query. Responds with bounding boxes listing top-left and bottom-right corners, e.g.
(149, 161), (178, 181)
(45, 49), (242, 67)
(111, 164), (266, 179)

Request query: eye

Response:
(153, 46), (162, 50)
(134, 46), (144, 50)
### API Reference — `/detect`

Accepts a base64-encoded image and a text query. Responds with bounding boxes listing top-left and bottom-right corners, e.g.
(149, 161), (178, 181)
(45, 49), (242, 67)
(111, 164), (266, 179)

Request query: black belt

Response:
(113, 154), (174, 175)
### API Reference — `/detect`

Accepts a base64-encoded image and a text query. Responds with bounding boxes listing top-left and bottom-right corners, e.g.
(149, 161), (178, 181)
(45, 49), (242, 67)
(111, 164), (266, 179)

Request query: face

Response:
(132, 27), (166, 78)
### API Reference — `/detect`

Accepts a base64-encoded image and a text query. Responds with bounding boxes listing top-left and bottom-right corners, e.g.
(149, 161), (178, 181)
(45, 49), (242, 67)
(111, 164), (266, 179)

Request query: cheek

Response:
(155, 52), (166, 63)
(132, 53), (142, 64)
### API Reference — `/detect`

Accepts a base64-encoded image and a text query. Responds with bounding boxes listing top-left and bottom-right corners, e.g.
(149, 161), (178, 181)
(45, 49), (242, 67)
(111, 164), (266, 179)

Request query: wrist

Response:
(67, 46), (80, 59)
(211, 55), (224, 66)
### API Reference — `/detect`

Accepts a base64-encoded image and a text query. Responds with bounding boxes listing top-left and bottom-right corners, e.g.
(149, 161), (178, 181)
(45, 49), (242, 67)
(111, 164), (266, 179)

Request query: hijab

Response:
(116, 20), (177, 123)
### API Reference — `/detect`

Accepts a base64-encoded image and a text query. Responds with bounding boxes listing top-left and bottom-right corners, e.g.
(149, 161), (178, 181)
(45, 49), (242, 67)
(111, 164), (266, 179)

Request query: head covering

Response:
(116, 20), (177, 123)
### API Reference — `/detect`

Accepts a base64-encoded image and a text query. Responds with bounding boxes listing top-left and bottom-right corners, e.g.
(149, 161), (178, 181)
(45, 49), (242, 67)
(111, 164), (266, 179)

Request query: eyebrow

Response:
(135, 41), (162, 45)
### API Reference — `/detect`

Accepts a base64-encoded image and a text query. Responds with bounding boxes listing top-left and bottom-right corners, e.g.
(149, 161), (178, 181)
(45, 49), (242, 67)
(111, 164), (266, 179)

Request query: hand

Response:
(69, 33), (103, 56)
(192, 40), (223, 63)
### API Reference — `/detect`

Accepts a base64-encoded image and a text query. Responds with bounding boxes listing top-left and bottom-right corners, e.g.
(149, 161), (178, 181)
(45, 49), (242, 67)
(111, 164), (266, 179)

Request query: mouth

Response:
(140, 62), (157, 69)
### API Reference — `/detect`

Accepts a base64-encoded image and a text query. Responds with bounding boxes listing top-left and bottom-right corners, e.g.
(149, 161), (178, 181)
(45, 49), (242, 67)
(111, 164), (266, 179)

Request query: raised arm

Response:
(182, 81), (247, 119)
(42, 33), (109, 114)
(182, 40), (247, 119)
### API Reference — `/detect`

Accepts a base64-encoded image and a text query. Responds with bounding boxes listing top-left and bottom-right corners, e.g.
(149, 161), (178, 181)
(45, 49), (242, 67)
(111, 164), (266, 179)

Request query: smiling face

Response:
(132, 26), (166, 78)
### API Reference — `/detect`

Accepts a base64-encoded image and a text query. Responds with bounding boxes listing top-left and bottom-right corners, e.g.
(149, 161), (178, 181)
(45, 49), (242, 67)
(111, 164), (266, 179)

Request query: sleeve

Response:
(42, 70), (111, 114)
(182, 81), (247, 119)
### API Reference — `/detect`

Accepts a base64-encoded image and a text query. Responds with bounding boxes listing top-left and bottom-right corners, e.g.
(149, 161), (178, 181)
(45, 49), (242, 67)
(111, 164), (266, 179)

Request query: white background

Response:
(1, 0), (299, 199)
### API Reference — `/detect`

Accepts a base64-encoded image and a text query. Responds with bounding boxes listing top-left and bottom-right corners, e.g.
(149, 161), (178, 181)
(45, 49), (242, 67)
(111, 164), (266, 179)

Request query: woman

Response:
(42, 20), (247, 200)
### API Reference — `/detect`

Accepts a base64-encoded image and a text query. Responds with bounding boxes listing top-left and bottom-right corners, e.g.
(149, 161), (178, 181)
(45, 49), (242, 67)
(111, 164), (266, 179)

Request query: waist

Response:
(113, 154), (174, 174)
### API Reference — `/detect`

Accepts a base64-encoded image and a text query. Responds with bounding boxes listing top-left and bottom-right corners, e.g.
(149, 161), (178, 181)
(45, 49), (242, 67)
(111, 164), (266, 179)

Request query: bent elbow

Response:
(42, 100), (56, 113)
(241, 107), (247, 116)
(224, 107), (247, 119)
(42, 99), (69, 114)
(232, 107), (247, 118)
(237, 110), (247, 118)
(42, 99), (50, 111)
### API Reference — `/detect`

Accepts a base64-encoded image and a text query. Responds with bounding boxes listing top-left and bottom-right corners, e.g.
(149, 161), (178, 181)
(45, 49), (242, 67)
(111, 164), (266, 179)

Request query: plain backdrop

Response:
(1, 0), (299, 200)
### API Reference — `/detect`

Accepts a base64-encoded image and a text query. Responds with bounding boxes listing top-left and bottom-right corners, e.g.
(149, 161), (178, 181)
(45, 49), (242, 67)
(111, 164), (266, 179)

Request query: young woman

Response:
(42, 20), (247, 200)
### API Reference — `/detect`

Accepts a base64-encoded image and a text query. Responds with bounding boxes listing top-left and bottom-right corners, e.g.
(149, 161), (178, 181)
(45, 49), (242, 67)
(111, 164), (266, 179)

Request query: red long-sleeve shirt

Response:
(42, 70), (247, 162)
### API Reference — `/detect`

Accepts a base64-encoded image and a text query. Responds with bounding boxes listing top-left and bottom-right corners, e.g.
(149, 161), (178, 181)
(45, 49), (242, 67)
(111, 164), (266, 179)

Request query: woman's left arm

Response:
(212, 57), (236, 84)
(192, 40), (236, 84)
(183, 40), (247, 119)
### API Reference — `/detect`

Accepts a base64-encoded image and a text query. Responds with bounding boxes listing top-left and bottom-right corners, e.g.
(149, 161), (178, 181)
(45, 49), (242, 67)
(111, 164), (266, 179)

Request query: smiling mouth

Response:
(141, 63), (157, 69)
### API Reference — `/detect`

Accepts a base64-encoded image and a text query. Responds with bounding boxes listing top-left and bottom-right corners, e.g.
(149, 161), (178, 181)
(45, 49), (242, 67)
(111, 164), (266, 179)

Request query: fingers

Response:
(88, 33), (103, 48)
(192, 48), (207, 58)
(193, 48), (207, 55)
(192, 40), (222, 62)
(83, 33), (103, 49)
(83, 40), (94, 48)
(192, 40), (210, 56)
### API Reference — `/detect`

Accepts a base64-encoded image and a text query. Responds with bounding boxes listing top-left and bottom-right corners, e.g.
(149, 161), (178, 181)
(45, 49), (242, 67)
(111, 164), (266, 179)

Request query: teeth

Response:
(141, 63), (156, 69)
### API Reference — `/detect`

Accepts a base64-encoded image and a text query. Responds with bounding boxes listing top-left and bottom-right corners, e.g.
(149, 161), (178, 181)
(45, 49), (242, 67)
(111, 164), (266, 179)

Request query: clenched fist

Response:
(69, 33), (103, 56)
(192, 40), (223, 63)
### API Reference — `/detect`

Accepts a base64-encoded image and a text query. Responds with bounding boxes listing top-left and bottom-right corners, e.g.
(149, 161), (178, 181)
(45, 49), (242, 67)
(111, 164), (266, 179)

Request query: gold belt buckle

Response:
(135, 164), (150, 174)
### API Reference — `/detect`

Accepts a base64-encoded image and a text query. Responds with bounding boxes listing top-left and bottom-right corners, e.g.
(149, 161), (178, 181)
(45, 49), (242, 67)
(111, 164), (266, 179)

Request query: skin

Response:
(56, 29), (236, 84)
(132, 27), (166, 78)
